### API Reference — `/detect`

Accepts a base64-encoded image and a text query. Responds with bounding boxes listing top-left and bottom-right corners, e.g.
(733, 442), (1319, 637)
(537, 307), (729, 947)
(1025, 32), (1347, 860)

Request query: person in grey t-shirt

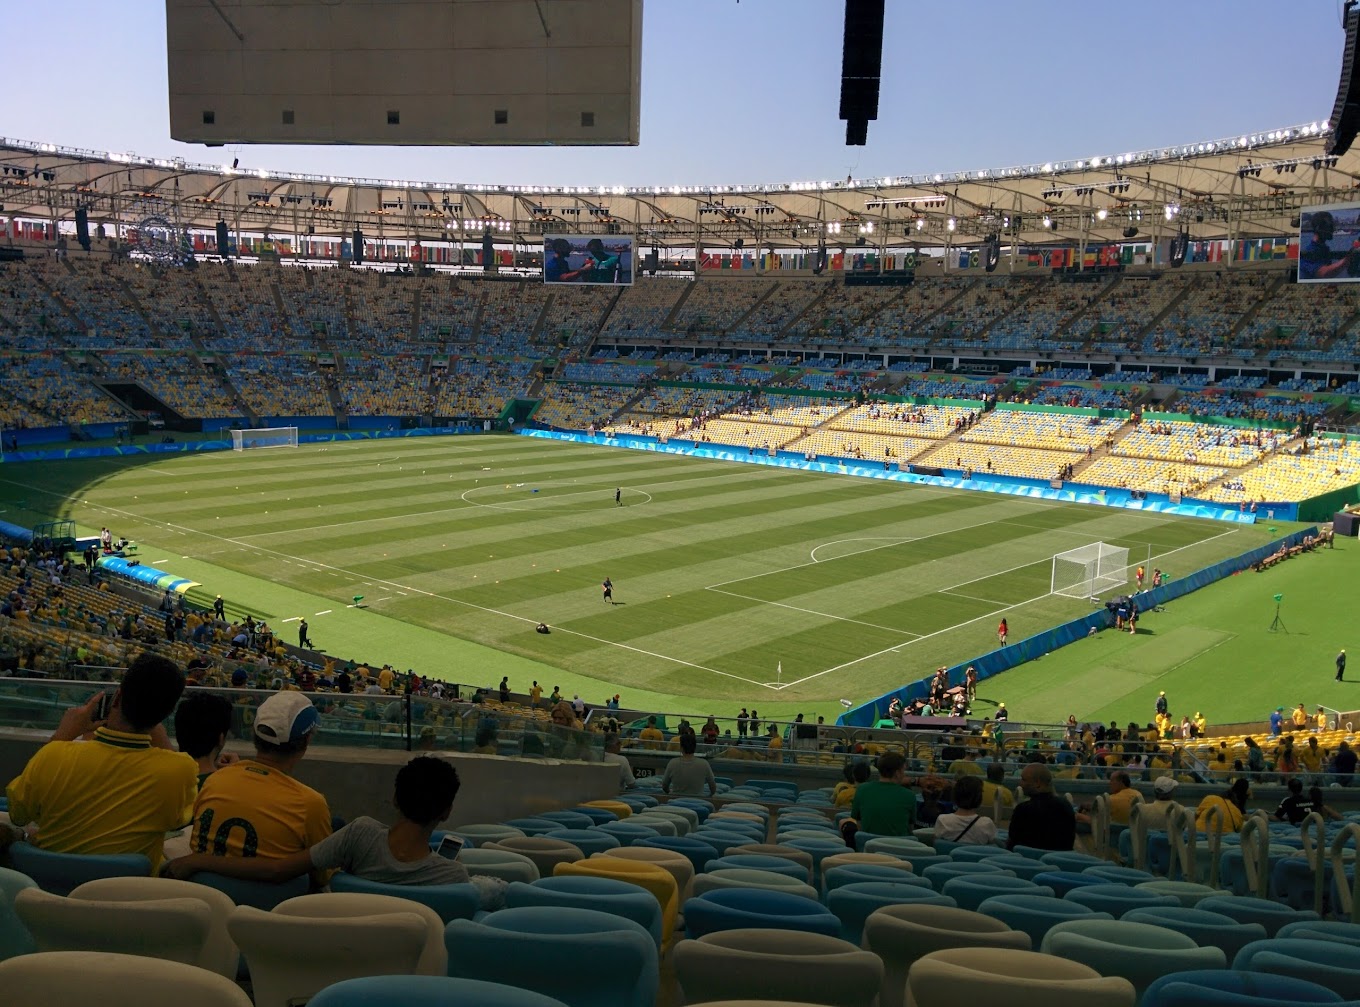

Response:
(168, 755), (468, 885)
(661, 732), (716, 796)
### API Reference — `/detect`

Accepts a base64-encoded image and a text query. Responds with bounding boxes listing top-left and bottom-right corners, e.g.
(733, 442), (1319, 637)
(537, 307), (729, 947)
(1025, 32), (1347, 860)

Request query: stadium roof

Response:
(1, 121), (1354, 252)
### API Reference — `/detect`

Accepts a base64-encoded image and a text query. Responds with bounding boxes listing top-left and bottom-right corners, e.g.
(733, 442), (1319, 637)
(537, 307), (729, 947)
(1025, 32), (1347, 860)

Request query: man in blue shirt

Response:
(1300, 211), (1358, 281)
(1269, 707), (1285, 736)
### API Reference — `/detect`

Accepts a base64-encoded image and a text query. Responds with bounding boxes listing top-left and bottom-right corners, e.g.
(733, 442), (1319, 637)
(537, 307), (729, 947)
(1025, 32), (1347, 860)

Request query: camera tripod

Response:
(1269, 599), (1288, 633)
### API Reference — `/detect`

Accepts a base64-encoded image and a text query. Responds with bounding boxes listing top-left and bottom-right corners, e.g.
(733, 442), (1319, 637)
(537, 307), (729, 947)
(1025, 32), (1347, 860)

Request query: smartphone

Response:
(436, 834), (465, 860)
(93, 690), (115, 722)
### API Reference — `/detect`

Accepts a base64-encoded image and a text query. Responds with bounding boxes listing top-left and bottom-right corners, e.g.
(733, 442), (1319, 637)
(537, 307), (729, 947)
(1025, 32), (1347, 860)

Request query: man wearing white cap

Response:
(188, 692), (332, 883)
(1139, 776), (1179, 831)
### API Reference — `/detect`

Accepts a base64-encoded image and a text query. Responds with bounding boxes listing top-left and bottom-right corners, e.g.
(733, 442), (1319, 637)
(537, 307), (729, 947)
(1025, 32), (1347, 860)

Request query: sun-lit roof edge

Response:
(0, 122), (1332, 197)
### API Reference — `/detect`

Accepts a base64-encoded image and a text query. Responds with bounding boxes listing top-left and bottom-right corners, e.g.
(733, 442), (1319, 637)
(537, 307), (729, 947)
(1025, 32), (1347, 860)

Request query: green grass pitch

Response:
(0, 434), (1333, 725)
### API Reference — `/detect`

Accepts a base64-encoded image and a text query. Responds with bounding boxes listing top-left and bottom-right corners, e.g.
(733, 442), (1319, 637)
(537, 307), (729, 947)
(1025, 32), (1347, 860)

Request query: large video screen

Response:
(1299, 201), (1360, 282)
(543, 234), (633, 285)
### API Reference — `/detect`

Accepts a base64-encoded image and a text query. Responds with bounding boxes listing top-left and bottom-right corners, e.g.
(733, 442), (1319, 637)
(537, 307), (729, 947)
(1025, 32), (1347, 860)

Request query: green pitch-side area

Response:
(0, 435), (1303, 722)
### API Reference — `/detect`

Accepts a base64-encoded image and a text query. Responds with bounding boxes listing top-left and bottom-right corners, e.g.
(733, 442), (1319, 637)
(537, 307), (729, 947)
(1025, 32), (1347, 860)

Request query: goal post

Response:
(1051, 541), (1131, 600)
(231, 426), (299, 452)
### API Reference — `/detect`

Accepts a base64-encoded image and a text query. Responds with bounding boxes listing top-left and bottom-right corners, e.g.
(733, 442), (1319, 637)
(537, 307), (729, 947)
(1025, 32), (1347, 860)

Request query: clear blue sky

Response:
(6, 1), (1341, 186)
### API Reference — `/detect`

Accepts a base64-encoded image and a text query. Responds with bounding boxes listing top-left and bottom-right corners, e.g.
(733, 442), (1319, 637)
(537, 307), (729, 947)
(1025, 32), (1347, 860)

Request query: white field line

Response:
(705, 587), (924, 638)
(939, 591), (1012, 606)
(0, 476), (769, 691)
(231, 484), (654, 538)
(774, 525), (1241, 690)
(0, 479), (1242, 696)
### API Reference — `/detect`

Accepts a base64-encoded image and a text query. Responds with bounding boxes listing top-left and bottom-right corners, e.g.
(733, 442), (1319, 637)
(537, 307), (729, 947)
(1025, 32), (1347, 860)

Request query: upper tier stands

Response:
(477, 279), (548, 354)
(600, 278), (687, 340)
(727, 279), (828, 339)
(1072, 275), (1188, 352)
(986, 276), (1115, 353)
(222, 353), (332, 418)
(670, 278), (772, 333)
(419, 276), (480, 344)
(0, 258), (1353, 506)
(102, 351), (240, 420)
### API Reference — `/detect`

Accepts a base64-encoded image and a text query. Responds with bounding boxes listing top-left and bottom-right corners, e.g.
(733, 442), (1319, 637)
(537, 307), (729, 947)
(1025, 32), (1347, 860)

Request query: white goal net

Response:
(231, 427), (299, 452)
(1051, 541), (1130, 600)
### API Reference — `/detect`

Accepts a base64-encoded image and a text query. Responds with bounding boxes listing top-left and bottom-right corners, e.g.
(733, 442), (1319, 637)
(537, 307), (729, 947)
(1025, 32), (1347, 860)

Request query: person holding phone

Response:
(169, 755), (468, 886)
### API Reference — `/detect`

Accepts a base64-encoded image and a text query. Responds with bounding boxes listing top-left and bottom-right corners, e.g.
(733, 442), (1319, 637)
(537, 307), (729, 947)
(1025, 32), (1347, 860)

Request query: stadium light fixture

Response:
(1042, 215), (1052, 228)
(946, 218), (956, 231)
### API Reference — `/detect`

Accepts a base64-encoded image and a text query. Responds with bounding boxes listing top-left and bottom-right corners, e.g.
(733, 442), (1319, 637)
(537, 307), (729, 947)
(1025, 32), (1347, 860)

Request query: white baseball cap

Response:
(254, 692), (321, 745)
(1153, 776), (1178, 796)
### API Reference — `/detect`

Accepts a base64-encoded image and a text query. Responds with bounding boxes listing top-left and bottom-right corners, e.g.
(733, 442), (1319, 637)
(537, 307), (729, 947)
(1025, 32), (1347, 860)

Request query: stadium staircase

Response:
(193, 276), (231, 346)
(1127, 274), (1203, 348)
(525, 281), (552, 344)
(774, 280), (838, 339)
(1066, 416), (1140, 481)
(30, 269), (90, 336)
(959, 279), (1043, 344)
(468, 285), (487, 343)
(1219, 272), (1290, 350)
(269, 276), (290, 325)
(910, 279), (976, 337)
(409, 281), (423, 343)
(111, 270), (166, 342)
(97, 381), (183, 428)
(718, 282), (778, 337)
(593, 285), (627, 339)
(1058, 274), (1124, 343)
(658, 281), (695, 331)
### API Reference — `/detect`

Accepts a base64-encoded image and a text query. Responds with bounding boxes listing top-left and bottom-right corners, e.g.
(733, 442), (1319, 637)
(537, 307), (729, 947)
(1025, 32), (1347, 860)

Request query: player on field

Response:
(615, 487), (623, 506)
(602, 577), (614, 604)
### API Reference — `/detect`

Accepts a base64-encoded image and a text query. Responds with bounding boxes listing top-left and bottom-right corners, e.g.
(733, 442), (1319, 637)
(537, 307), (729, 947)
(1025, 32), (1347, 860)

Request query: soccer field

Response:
(0, 435), (1283, 721)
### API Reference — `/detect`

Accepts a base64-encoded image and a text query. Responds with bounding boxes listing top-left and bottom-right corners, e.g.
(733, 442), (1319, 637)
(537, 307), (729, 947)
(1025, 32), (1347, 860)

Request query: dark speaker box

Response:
(215, 220), (230, 258)
(352, 229), (364, 265)
(1328, 5), (1360, 157)
(75, 207), (90, 250)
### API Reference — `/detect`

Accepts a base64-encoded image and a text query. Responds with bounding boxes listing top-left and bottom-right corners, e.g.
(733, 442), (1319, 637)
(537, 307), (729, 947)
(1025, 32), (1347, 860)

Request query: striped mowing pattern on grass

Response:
(0, 435), (1276, 719)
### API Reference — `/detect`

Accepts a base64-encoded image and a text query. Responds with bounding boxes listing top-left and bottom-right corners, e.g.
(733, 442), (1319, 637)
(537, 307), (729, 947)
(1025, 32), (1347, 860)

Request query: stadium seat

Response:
(826, 881), (956, 944)
(0, 866), (38, 961)
(228, 905), (428, 1007)
(7, 844), (150, 897)
(0, 950), (254, 1007)
(70, 876), (239, 978)
(444, 906), (658, 1007)
(328, 874), (480, 924)
(275, 892), (447, 976)
(1122, 906), (1267, 962)
(456, 848), (539, 884)
(907, 946), (1136, 1007)
(1041, 918), (1227, 996)
(682, 888), (841, 939)
(690, 868), (820, 902)
(976, 892), (1115, 947)
(504, 877), (663, 946)
(13, 887), (213, 966)
(1140, 968), (1345, 1007)
(307, 975), (569, 1007)
(673, 929), (882, 1007)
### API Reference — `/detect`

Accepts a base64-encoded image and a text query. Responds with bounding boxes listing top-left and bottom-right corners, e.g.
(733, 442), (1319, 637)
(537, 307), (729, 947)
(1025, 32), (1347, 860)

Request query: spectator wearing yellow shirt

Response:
(377, 666), (394, 692)
(1299, 736), (1324, 780)
(833, 761), (870, 808)
(1316, 707), (1329, 732)
(1193, 712), (1207, 736)
(766, 723), (784, 761)
(948, 750), (984, 777)
(4, 653), (197, 872)
(638, 716), (664, 750)
(1292, 704), (1309, 731)
(188, 692), (332, 887)
(980, 762), (1015, 816)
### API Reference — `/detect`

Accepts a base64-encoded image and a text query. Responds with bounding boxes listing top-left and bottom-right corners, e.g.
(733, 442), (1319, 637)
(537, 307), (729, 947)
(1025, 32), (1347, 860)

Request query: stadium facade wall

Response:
(837, 526), (1319, 728)
(519, 428), (1274, 522)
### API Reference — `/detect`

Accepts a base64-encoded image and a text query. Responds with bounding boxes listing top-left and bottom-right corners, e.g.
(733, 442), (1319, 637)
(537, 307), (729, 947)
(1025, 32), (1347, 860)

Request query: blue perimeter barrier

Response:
(95, 555), (200, 596)
(518, 428), (1270, 523)
(837, 525), (1320, 728)
(0, 425), (482, 464)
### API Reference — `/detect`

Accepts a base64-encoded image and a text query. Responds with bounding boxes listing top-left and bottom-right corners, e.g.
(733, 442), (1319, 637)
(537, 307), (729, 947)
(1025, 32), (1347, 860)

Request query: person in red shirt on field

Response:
(997, 618), (1008, 646)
